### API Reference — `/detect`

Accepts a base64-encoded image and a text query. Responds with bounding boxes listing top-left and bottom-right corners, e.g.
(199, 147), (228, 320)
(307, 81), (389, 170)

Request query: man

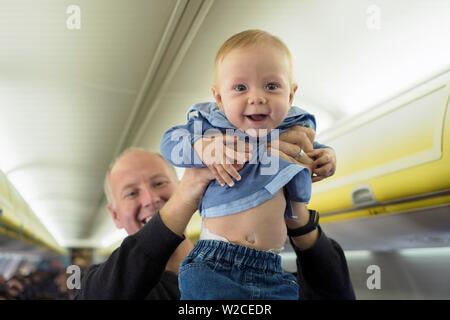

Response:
(77, 150), (204, 299)
(76, 127), (354, 299)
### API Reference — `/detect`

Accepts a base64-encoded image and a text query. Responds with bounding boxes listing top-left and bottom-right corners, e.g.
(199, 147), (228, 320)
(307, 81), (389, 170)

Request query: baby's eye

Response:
(234, 84), (247, 92)
(265, 82), (279, 91)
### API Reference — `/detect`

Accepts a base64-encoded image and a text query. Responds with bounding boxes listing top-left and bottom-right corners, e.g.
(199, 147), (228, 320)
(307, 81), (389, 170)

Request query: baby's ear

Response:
(211, 86), (222, 108)
(289, 83), (298, 104)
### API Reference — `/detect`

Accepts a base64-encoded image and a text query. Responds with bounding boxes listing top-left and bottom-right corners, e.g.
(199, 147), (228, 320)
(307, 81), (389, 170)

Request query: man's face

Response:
(213, 46), (296, 134)
(107, 152), (177, 235)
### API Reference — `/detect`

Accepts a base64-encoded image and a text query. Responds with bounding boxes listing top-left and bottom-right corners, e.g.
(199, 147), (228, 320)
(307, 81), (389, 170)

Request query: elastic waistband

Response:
(192, 240), (282, 273)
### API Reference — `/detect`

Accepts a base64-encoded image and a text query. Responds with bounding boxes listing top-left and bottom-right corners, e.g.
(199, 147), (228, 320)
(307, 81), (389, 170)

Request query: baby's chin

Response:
(239, 123), (277, 137)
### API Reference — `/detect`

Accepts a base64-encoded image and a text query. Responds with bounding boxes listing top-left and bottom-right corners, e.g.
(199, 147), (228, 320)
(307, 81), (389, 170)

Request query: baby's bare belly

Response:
(203, 191), (287, 251)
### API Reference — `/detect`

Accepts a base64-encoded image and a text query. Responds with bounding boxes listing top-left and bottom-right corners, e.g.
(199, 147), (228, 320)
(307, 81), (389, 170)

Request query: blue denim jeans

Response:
(179, 240), (299, 300)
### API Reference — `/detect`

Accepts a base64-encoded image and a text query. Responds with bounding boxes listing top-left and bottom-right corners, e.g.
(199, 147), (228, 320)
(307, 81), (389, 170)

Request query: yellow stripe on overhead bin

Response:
(0, 170), (23, 230)
(0, 169), (65, 254)
(320, 194), (450, 224)
(310, 152), (450, 215)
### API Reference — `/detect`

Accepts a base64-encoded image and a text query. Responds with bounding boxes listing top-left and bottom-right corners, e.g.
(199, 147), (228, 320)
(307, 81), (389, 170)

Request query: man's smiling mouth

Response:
(141, 216), (153, 225)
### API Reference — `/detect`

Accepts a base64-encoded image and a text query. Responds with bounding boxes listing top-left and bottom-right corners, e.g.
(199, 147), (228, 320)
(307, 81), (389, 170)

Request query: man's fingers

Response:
(280, 126), (315, 145)
(296, 134), (314, 153)
(312, 175), (325, 182)
(276, 140), (302, 159)
(279, 150), (313, 173)
(278, 150), (293, 162)
(314, 163), (334, 178)
(276, 139), (313, 160)
(314, 154), (330, 167)
(306, 149), (323, 159)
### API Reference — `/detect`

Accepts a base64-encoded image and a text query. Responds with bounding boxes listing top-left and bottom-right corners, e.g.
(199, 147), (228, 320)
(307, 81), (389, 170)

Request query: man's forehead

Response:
(118, 173), (170, 192)
(110, 153), (171, 185)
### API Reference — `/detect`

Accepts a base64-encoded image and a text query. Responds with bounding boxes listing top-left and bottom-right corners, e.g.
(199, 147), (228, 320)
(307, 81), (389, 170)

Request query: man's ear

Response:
(107, 204), (123, 229)
(289, 83), (298, 105)
(212, 86), (223, 108)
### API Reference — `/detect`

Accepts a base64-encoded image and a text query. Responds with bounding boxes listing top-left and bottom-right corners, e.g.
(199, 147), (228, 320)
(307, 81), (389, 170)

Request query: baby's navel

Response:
(245, 233), (256, 244)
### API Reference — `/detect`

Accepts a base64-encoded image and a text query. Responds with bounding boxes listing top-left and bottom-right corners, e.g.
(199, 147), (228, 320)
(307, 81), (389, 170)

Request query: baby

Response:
(161, 30), (324, 299)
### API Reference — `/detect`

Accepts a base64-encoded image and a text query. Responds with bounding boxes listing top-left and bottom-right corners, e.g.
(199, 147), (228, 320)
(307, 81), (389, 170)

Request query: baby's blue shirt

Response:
(160, 102), (318, 218)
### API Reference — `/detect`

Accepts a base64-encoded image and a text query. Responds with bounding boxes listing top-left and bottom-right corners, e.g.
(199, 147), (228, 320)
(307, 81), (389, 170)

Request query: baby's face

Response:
(213, 46), (295, 134)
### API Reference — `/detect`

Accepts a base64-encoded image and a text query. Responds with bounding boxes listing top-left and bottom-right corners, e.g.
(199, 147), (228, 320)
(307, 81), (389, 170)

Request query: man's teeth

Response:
(142, 216), (152, 224)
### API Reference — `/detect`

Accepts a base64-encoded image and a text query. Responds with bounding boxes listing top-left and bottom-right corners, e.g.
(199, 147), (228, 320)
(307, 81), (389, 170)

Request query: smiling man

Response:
(76, 148), (213, 299)
(106, 150), (177, 234)
(105, 149), (194, 275)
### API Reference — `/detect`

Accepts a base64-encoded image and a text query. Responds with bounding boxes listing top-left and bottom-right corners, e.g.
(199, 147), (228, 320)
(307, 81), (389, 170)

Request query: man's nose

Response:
(140, 187), (161, 208)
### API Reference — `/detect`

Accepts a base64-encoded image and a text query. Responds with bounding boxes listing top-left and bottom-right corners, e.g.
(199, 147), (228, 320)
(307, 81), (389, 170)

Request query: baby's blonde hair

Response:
(213, 29), (294, 86)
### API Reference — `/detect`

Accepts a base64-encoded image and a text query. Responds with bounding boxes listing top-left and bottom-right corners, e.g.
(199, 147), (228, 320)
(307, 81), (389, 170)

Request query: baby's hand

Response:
(207, 163), (243, 187)
(193, 134), (250, 187)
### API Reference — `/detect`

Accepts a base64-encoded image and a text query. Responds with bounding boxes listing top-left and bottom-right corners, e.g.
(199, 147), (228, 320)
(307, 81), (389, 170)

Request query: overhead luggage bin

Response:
(310, 71), (450, 223)
(0, 169), (64, 254)
(0, 170), (20, 231)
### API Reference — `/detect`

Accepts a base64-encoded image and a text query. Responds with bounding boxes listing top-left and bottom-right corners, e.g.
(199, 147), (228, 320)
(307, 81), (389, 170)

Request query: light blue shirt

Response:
(161, 102), (318, 218)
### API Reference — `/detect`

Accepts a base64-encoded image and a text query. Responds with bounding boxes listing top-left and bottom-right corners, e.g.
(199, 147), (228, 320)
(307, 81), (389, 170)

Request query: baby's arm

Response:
(193, 135), (249, 187)
(161, 116), (250, 185)
(161, 122), (206, 168)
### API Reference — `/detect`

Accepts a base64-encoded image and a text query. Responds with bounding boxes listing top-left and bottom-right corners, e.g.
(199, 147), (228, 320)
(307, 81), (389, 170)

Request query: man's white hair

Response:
(103, 147), (177, 207)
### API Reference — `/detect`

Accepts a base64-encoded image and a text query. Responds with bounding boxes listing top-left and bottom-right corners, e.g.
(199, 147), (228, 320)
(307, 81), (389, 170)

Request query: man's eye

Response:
(154, 181), (168, 188)
(234, 84), (247, 92)
(125, 191), (138, 198)
(265, 82), (279, 91)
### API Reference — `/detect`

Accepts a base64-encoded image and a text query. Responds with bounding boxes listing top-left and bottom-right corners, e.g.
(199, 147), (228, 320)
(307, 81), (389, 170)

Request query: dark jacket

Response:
(76, 213), (355, 300)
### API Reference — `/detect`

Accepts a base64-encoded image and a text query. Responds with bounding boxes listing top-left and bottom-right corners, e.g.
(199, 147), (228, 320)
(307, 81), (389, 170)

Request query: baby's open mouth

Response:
(246, 114), (268, 121)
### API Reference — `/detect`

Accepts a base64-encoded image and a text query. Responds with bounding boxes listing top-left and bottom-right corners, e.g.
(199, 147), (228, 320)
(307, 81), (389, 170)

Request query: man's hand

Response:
(273, 141), (315, 173)
(307, 148), (336, 182)
(160, 167), (215, 236)
(268, 126), (316, 172)
(279, 125), (315, 153)
(271, 126), (336, 182)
